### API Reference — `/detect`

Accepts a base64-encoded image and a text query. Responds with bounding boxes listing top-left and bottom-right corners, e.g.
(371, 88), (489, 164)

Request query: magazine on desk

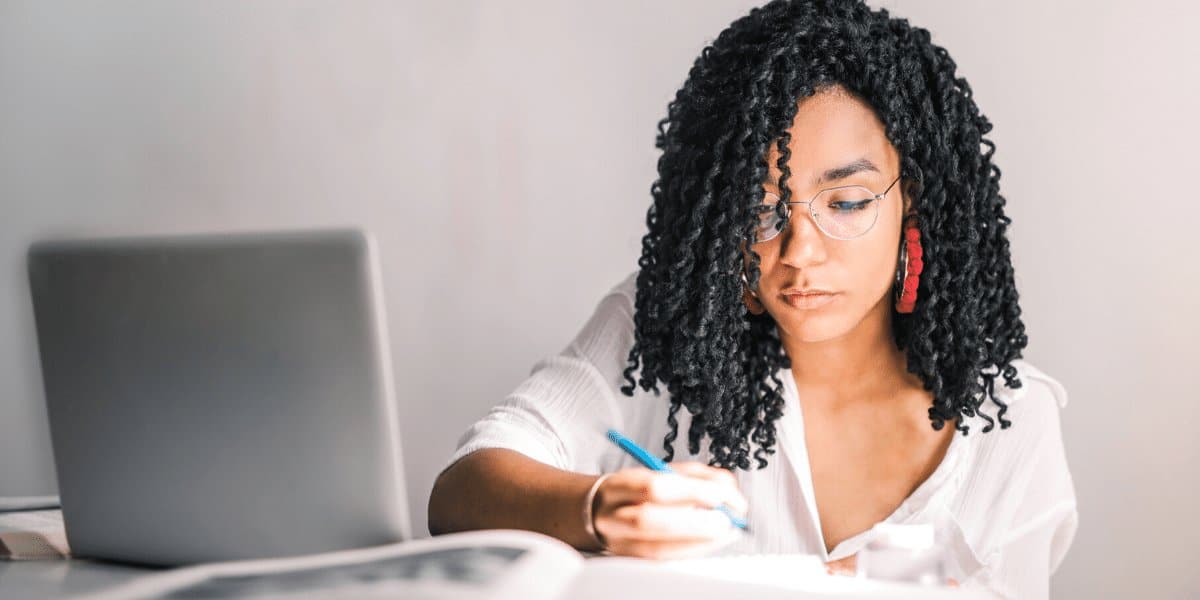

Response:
(72, 528), (987, 600)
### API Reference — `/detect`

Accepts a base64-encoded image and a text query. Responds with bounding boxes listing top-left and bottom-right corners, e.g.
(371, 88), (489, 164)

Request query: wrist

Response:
(582, 473), (611, 552)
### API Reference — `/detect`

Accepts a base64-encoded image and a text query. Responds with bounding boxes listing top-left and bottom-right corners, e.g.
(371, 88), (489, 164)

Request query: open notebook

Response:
(0, 525), (981, 600)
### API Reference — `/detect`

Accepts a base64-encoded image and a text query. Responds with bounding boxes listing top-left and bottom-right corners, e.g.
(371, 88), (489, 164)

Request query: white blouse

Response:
(444, 271), (1079, 600)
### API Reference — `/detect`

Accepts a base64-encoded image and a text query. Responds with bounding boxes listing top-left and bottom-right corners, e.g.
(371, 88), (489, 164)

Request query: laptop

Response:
(26, 228), (411, 566)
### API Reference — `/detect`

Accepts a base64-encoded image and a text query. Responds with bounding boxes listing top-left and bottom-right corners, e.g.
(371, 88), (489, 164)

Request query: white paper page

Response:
(76, 529), (582, 600)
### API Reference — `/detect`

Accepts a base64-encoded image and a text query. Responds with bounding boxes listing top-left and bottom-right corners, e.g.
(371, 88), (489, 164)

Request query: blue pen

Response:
(605, 429), (749, 532)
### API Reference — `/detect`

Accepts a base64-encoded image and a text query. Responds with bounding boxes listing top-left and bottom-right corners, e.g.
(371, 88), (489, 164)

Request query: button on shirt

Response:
(443, 271), (1079, 600)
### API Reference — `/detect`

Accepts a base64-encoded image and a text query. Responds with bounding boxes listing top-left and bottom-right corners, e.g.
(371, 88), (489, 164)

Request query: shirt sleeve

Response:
(439, 274), (637, 476)
(962, 369), (1080, 600)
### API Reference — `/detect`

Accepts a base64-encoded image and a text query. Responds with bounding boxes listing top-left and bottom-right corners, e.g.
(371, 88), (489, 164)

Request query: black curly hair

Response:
(619, 0), (1028, 471)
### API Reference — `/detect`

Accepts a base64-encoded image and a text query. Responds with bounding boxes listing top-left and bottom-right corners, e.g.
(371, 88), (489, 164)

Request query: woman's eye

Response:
(829, 199), (873, 212)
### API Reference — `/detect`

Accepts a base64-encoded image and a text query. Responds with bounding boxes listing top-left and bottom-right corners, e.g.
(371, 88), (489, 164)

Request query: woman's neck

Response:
(779, 298), (918, 406)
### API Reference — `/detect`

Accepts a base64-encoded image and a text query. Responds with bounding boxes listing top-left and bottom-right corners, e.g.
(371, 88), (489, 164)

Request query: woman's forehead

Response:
(763, 91), (898, 185)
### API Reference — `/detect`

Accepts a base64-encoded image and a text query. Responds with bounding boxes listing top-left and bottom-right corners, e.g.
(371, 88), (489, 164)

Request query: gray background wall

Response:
(1, 1), (1196, 597)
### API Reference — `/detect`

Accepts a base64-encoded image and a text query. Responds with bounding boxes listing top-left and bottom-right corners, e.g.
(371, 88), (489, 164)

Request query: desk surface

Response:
(0, 559), (157, 598)
(1, 511), (983, 599)
(0, 559), (983, 600)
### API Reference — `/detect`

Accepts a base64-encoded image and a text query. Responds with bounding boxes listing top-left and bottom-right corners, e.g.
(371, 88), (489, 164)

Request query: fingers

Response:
(823, 555), (959, 589)
(669, 462), (748, 515)
(825, 553), (858, 576)
(591, 463), (749, 559)
(599, 503), (736, 542)
(604, 527), (741, 560)
(600, 465), (747, 516)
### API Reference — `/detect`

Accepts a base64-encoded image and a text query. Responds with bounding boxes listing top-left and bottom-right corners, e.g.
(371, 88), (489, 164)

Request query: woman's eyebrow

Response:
(762, 157), (880, 187)
(816, 158), (879, 185)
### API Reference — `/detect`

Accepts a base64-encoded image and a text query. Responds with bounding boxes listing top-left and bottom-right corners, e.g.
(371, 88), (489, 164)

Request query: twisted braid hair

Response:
(619, 0), (1028, 471)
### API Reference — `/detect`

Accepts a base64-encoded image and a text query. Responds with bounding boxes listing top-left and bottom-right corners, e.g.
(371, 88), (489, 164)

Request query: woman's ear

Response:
(901, 179), (917, 217)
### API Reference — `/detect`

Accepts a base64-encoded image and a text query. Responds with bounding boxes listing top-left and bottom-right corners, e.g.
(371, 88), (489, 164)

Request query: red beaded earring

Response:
(895, 217), (923, 314)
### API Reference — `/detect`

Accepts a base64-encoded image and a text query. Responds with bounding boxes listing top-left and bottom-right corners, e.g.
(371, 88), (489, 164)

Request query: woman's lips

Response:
(781, 291), (839, 310)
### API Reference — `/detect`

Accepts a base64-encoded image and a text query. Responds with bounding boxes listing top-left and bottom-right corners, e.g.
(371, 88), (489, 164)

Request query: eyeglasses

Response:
(751, 175), (901, 243)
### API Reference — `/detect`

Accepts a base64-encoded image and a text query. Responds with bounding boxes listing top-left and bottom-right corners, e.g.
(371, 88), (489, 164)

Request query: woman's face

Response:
(750, 86), (909, 343)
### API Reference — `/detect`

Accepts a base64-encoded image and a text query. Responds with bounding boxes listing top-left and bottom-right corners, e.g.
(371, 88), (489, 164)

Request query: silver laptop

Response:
(26, 228), (411, 566)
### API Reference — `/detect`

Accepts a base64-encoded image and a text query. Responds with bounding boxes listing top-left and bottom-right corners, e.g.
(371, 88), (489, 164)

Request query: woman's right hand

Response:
(590, 462), (749, 560)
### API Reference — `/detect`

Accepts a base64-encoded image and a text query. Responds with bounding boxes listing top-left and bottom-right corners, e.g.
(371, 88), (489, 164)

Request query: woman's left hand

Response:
(824, 554), (958, 587)
(824, 553), (858, 575)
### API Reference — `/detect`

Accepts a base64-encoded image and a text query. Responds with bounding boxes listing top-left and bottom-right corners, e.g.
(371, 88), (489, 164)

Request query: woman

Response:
(428, 1), (1078, 597)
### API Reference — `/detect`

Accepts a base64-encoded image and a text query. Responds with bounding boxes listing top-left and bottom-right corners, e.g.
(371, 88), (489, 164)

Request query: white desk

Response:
(0, 560), (988, 600)
(0, 559), (161, 598)
(1, 511), (987, 599)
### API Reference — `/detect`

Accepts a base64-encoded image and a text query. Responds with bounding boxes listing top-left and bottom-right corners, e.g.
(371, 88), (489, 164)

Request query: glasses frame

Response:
(752, 174), (902, 243)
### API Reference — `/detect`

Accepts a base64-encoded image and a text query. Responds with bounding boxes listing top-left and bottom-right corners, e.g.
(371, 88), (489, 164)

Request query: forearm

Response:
(427, 448), (603, 551)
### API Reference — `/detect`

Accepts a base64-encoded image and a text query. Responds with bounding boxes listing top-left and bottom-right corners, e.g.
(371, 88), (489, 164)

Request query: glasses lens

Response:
(812, 186), (879, 239)
(753, 197), (786, 243)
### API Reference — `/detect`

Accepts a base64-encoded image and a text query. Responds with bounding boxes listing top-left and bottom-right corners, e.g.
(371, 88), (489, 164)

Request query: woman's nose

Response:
(778, 207), (829, 268)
